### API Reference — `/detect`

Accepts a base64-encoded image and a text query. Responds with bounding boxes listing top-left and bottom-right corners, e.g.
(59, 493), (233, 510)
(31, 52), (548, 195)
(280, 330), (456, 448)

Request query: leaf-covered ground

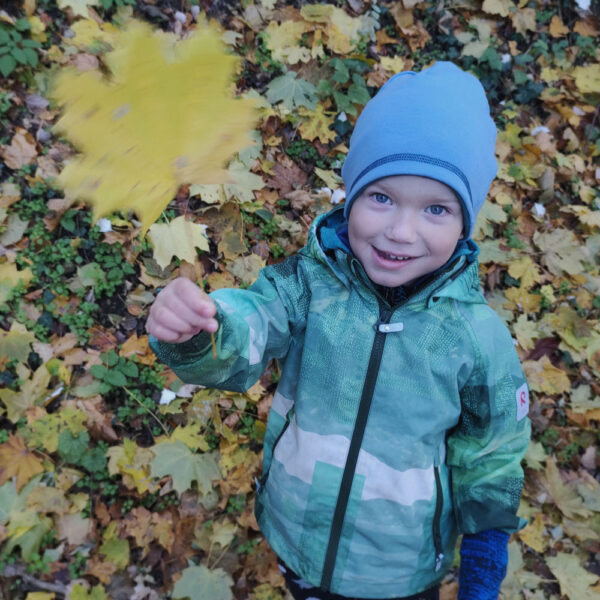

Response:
(1, 1), (599, 599)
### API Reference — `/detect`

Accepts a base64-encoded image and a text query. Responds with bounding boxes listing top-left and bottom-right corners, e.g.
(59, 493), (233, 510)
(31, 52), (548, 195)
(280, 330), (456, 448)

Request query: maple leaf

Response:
(172, 564), (233, 600)
(265, 70), (318, 110)
(264, 21), (311, 64)
(542, 459), (591, 519)
(533, 229), (587, 277)
(547, 553), (599, 600)
(298, 104), (336, 143)
(52, 20), (257, 233)
(150, 441), (221, 496)
(148, 216), (209, 269)
(57, 0), (100, 18)
(0, 435), (44, 491)
(0, 263), (33, 306)
(522, 355), (571, 395)
(0, 321), (35, 362)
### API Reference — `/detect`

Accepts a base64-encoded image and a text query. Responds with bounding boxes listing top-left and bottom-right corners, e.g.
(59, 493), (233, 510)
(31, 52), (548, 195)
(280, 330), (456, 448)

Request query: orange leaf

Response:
(0, 434), (44, 491)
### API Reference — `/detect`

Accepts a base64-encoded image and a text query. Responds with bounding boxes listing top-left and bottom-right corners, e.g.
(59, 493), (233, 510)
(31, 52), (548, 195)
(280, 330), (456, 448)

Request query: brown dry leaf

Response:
(0, 127), (38, 170)
(267, 156), (308, 194)
(57, 512), (93, 546)
(0, 434), (45, 490)
(26, 485), (71, 515)
(119, 333), (156, 366)
(86, 555), (118, 585)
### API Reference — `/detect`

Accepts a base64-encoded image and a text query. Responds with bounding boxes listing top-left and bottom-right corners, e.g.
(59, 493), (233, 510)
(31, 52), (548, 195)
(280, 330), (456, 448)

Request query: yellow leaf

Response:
(547, 553), (599, 600)
(69, 18), (116, 50)
(507, 255), (541, 290)
(379, 56), (405, 73)
(481, 0), (514, 17)
(314, 167), (342, 189)
(522, 355), (571, 395)
(472, 201), (507, 240)
(574, 64), (600, 95)
(548, 15), (569, 37)
(511, 8), (536, 35)
(148, 216), (209, 269)
(52, 21), (257, 234)
(513, 314), (539, 351)
(533, 229), (586, 276)
(518, 513), (548, 553)
(298, 103), (336, 143)
(56, 0), (100, 18)
(227, 254), (265, 285)
(26, 594), (55, 600)
(0, 435), (45, 491)
(562, 205), (600, 228)
(264, 21), (311, 64)
(27, 16), (47, 43)
(168, 425), (210, 452)
(503, 287), (541, 314)
(300, 4), (365, 54)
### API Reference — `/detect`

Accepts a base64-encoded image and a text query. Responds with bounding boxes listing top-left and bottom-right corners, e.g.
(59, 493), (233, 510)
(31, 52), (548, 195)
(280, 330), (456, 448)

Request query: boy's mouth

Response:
(374, 248), (415, 262)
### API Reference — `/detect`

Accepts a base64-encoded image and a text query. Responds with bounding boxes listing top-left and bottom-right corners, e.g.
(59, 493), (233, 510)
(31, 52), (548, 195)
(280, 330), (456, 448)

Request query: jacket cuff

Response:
(458, 529), (509, 600)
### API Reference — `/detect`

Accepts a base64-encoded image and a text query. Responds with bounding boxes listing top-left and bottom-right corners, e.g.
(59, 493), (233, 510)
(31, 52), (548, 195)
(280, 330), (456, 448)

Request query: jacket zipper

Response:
(320, 302), (392, 591)
(432, 464), (444, 571)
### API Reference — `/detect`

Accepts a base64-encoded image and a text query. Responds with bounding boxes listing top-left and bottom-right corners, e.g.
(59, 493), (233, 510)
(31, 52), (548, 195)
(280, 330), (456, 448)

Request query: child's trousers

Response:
(280, 563), (439, 600)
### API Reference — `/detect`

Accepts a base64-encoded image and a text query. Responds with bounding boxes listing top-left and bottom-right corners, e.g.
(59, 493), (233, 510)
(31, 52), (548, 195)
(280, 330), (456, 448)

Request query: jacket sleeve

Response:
(447, 306), (531, 535)
(149, 255), (309, 392)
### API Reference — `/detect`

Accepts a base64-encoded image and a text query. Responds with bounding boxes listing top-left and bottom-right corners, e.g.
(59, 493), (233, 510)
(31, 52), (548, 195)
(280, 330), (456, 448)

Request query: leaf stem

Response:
(123, 387), (169, 436)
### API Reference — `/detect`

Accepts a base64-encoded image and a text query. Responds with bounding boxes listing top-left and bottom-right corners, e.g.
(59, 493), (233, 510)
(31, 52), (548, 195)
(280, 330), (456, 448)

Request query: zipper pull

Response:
(435, 553), (444, 572)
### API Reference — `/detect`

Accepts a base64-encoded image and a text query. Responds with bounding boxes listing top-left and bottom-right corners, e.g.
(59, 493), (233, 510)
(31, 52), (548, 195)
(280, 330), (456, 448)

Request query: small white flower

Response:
(531, 126), (550, 135)
(317, 187), (332, 198)
(159, 389), (177, 405)
(533, 203), (546, 217)
(337, 112), (347, 122)
(97, 218), (113, 232)
(330, 189), (346, 204)
(501, 54), (512, 64)
(575, 0), (591, 10)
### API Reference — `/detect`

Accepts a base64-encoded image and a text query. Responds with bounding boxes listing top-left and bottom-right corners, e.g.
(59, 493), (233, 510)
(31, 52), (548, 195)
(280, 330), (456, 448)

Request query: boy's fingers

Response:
(167, 295), (215, 325)
(153, 306), (198, 334)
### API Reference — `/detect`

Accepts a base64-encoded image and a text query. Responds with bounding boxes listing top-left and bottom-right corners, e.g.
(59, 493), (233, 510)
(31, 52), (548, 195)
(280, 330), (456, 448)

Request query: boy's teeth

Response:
(381, 250), (411, 261)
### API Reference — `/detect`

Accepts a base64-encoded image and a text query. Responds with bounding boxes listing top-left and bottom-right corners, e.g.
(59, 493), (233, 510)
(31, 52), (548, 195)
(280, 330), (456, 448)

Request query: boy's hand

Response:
(146, 278), (218, 343)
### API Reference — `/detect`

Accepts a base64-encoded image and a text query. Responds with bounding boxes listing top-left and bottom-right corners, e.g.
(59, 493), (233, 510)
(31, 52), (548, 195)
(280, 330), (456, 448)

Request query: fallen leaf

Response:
(172, 564), (233, 600)
(0, 128), (38, 170)
(148, 216), (209, 269)
(522, 356), (571, 395)
(0, 435), (45, 491)
(547, 553), (599, 600)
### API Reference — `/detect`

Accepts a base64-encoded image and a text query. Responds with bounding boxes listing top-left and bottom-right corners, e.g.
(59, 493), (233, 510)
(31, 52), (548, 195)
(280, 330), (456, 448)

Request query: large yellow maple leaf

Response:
(52, 20), (257, 233)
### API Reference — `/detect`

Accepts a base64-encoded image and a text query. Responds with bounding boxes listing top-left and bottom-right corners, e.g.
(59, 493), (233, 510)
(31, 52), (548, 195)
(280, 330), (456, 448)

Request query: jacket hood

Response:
(303, 206), (484, 305)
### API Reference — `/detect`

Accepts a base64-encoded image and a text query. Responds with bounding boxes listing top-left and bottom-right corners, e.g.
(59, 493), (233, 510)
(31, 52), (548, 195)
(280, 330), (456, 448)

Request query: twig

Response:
(3, 564), (67, 596)
(123, 387), (169, 435)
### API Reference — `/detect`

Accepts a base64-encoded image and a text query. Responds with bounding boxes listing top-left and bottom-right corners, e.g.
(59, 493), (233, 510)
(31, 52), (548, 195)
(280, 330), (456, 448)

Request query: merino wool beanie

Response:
(341, 61), (498, 238)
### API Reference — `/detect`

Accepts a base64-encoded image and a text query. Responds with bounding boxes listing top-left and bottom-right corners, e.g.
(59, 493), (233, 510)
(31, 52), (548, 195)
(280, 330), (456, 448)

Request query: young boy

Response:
(147, 62), (531, 600)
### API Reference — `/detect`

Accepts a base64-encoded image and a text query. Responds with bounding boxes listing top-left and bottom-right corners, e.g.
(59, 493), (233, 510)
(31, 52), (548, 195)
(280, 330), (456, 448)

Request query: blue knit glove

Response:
(458, 528), (510, 600)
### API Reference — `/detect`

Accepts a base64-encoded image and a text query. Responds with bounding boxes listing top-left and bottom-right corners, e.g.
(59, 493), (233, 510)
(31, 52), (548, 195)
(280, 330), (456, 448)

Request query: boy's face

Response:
(347, 175), (464, 288)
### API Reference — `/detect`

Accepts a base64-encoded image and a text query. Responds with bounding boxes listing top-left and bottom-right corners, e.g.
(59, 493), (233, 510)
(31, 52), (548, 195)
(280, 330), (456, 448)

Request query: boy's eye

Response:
(373, 193), (391, 204)
(428, 205), (448, 216)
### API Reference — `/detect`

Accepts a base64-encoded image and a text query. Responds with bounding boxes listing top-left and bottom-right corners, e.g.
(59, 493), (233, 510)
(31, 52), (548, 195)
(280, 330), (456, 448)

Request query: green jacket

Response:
(150, 207), (530, 598)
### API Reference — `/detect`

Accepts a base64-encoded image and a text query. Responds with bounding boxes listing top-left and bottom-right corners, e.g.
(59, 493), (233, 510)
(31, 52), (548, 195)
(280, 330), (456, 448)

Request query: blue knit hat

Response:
(341, 62), (497, 238)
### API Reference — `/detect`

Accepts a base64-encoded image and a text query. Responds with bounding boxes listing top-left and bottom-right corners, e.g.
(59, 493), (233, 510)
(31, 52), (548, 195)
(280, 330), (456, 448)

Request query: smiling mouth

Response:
(374, 248), (416, 262)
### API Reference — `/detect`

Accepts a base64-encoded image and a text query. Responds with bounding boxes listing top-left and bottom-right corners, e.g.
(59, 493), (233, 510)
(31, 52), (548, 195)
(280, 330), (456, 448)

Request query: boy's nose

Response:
(386, 214), (418, 243)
